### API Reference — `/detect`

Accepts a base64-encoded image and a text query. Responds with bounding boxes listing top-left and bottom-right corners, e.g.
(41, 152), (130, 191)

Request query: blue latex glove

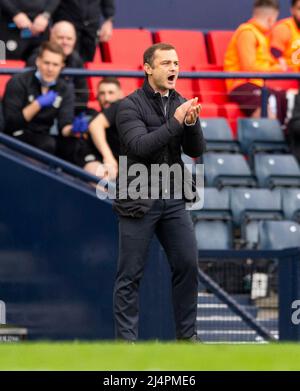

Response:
(36, 90), (58, 108)
(72, 113), (89, 134)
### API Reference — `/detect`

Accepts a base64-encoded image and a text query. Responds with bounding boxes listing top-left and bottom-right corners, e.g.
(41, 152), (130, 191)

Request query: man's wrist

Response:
(184, 117), (197, 126)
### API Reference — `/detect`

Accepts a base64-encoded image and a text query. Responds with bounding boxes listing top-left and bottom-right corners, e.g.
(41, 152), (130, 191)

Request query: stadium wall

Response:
(114, 0), (290, 30)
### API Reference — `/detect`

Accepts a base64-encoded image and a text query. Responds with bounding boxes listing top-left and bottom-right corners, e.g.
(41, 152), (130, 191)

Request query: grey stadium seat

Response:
(258, 220), (300, 250)
(254, 154), (300, 188)
(204, 152), (256, 189)
(238, 118), (288, 158)
(230, 188), (282, 248)
(281, 188), (300, 222)
(200, 118), (240, 153)
(190, 188), (233, 250)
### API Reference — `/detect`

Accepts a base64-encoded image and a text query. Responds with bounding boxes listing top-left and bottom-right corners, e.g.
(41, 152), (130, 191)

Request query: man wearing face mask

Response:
(270, 0), (300, 71)
(3, 41), (74, 154)
(224, 0), (287, 121)
(27, 21), (89, 115)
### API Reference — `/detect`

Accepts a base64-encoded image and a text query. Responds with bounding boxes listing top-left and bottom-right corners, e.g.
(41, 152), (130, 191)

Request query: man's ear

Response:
(144, 63), (152, 76)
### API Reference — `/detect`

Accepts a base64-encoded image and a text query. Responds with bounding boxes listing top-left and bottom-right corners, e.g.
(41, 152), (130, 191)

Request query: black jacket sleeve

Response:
(44, 0), (60, 15)
(182, 119), (206, 157)
(57, 83), (74, 131)
(3, 75), (28, 131)
(100, 0), (115, 20)
(0, 0), (60, 18)
(117, 98), (184, 159)
(0, 0), (21, 17)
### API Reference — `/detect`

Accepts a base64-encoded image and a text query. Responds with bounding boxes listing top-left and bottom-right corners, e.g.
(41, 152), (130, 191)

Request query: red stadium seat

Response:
(219, 102), (245, 137)
(199, 103), (220, 117)
(91, 45), (103, 65)
(265, 79), (299, 91)
(101, 29), (153, 68)
(207, 30), (234, 67)
(0, 60), (25, 97)
(195, 78), (228, 104)
(153, 30), (209, 69)
(87, 100), (100, 112)
(85, 62), (142, 101)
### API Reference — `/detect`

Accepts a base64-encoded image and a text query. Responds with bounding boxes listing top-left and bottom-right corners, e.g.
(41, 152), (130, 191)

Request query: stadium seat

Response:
(190, 188), (233, 250)
(194, 220), (233, 249)
(195, 77), (228, 104)
(200, 103), (220, 118)
(203, 153), (256, 188)
(254, 154), (300, 188)
(0, 60), (25, 97)
(91, 45), (102, 64)
(265, 79), (299, 92)
(281, 188), (300, 222)
(85, 62), (141, 101)
(207, 30), (234, 67)
(200, 118), (240, 152)
(238, 118), (289, 159)
(258, 220), (300, 250)
(220, 102), (245, 137)
(153, 30), (209, 69)
(102, 28), (153, 67)
(230, 188), (282, 248)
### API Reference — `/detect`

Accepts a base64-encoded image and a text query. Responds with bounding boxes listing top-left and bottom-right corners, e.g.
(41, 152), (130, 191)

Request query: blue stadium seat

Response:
(281, 188), (300, 222)
(191, 188), (233, 250)
(254, 154), (300, 188)
(238, 118), (288, 158)
(200, 118), (240, 153)
(204, 153), (256, 188)
(258, 220), (300, 250)
(230, 188), (282, 248)
(194, 220), (233, 250)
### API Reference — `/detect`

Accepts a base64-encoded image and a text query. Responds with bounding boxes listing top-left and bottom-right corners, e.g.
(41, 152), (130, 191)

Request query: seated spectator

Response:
(27, 21), (89, 115)
(0, 0), (60, 60)
(53, 0), (115, 62)
(224, 0), (287, 121)
(68, 78), (124, 179)
(288, 92), (300, 160)
(3, 41), (74, 154)
(270, 0), (300, 71)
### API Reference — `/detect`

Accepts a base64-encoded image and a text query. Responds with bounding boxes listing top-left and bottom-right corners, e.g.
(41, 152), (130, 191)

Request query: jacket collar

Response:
(142, 79), (176, 100)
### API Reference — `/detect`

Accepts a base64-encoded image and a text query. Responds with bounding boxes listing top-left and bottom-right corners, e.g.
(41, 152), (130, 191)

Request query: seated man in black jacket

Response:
(3, 41), (74, 154)
(27, 20), (89, 115)
(113, 43), (205, 342)
(0, 0), (60, 60)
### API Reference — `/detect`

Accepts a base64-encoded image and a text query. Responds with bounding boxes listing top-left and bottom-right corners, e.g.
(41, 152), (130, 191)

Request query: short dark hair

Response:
(37, 41), (66, 62)
(253, 0), (280, 10)
(98, 77), (121, 90)
(291, 0), (300, 6)
(143, 43), (176, 67)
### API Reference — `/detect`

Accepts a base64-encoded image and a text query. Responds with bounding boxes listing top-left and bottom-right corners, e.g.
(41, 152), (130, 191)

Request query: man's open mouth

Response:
(168, 75), (176, 82)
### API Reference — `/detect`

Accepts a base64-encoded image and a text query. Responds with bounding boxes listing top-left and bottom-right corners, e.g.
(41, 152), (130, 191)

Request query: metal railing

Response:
(1, 67), (300, 117)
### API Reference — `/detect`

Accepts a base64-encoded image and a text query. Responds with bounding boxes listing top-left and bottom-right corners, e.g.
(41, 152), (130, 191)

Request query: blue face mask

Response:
(35, 71), (57, 88)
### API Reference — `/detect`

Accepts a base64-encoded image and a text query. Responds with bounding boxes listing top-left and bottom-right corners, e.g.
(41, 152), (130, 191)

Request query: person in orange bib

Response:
(270, 0), (300, 71)
(224, 0), (287, 121)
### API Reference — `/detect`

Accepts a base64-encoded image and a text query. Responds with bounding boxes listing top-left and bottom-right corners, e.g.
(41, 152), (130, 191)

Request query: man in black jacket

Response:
(0, 0), (60, 60)
(113, 43), (205, 342)
(27, 21), (89, 115)
(3, 41), (74, 154)
(53, 0), (115, 61)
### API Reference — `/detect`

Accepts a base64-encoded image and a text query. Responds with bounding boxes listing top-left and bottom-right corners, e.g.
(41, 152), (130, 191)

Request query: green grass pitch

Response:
(0, 342), (300, 370)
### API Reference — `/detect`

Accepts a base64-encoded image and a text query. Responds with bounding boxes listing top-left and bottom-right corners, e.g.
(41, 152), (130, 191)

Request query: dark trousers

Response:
(114, 198), (199, 341)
